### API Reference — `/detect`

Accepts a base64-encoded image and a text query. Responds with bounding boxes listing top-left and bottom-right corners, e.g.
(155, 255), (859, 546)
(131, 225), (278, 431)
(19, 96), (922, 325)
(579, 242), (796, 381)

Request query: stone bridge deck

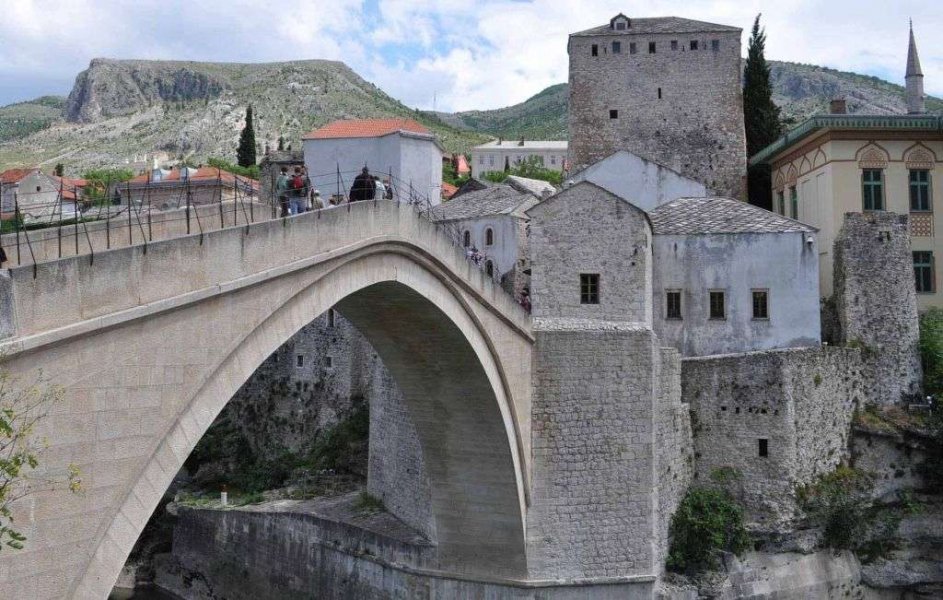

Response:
(0, 200), (535, 599)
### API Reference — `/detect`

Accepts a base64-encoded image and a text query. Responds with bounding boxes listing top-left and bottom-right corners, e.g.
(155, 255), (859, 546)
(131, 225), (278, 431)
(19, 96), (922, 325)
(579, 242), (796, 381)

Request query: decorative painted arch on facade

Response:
(856, 142), (890, 169)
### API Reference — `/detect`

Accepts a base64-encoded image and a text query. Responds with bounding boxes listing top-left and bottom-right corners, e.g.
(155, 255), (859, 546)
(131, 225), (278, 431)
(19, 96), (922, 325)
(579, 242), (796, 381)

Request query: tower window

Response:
(609, 109), (619, 119)
(709, 290), (726, 320)
(914, 251), (935, 293)
(325, 356), (333, 368)
(711, 39), (720, 51)
(861, 169), (884, 211)
(580, 274), (600, 304)
(612, 41), (621, 54)
(296, 354), (305, 368)
(758, 439), (769, 458)
(752, 290), (769, 320)
(485, 260), (494, 277)
(591, 44), (598, 56)
(910, 169), (932, 212)
(327, 308), (336, 327)
(666, 290), (682, 320)
(671, 40), (678, 50)
(690, 40), (699, 50)
(657, 87), (662, 99)
(629, 42), (637, 54)
(463, 230), (471, 247)
(485, 227), (494, 246)
(648, 42), (656, 54)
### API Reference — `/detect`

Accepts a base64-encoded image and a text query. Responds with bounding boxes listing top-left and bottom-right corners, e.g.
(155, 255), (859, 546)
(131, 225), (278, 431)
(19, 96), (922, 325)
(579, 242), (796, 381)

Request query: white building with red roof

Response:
(301, 118), (444, 205)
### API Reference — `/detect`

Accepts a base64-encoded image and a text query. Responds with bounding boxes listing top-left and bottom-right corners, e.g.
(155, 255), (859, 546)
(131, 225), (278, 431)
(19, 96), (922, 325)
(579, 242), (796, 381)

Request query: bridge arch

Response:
(0, 203), (533, 599)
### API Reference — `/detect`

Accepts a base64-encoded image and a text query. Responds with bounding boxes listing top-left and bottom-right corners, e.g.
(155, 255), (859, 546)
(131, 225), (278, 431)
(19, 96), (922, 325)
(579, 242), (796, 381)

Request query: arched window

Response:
(485, 227), (494, 246)
(485, 261), (494, 277)
(463, 230), (471, 247)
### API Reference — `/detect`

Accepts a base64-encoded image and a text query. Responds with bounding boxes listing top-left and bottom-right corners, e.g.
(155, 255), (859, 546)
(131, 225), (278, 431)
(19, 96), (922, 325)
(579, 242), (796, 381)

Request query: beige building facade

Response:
(753, 116), (943, 308)
(471, 140), (569, 176)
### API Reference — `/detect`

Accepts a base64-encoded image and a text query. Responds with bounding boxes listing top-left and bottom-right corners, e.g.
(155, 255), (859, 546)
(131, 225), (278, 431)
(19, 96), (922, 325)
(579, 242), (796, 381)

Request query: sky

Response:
(0, 0), (939, 112)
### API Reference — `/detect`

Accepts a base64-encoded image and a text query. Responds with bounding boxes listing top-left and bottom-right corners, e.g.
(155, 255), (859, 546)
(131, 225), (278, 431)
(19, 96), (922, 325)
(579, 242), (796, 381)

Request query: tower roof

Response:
(907, 21), (923, 78)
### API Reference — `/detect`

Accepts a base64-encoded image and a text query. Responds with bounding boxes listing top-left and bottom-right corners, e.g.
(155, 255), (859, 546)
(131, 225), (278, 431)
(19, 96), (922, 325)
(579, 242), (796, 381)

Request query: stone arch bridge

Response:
(0, 201), (536, 599)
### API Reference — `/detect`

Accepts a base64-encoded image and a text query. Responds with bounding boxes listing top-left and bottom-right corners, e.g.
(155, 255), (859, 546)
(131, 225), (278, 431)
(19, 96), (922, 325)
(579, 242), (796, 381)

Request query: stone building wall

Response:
(682, 347), (864, 530)
(527, 182), (652, 324)
(567, 23), (746, 198)
(832, 212), (922, 404)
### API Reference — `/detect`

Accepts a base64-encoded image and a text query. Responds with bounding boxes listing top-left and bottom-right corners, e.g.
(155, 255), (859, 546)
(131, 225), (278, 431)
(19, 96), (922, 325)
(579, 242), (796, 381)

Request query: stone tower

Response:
(906, 21), (926, 115)
(567, 13), (747, 199)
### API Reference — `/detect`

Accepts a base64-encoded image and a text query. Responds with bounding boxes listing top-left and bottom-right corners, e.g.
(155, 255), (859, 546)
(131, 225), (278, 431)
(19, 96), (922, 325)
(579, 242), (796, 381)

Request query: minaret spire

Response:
(905, 20), (926, 114)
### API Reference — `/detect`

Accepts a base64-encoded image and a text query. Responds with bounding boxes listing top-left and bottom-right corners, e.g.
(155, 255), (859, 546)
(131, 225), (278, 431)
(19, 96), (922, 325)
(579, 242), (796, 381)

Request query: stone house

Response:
(567, 13), (747, 198)
(0, 167), (81, 223)
(751, 27), (943, 308)
(302, 118), (444, 205)
(471, 140), (569, 176)
(119, 167), (259, 211)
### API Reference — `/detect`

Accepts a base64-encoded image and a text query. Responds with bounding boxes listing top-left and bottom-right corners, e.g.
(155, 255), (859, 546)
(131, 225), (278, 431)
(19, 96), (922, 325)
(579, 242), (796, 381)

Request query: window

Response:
(657, 87), (662, 99)
(612, 41), (621, 54)
(709, 290), (725, 320)
(789, 186), (798, 219)
(489, 154), (494, 166)
(670, 40), (678, 50)
(325, 356), (333, 368)
(615, 21), (626, 30)
(648, 41), (656, 54)
(666, 290), (682, 320)
(580, 274), (600, 304)
(463, 230), (470, 247)
(485, 227), (494, 246)
(478, 154), (484, 165)
(862, 169), (884, 211)
(296, 354), (305, 368)
(758, 439), (769, 458)
(629, 42), (637, 54)
(752, 290), (769, 320)
(485, 260), (494, 277)
(690, 40), (699, 50)
(591, 44), (598, 56)
(609, 109), (619, 119)
(914, 251), (935, 293)
(910, 170), (932, 212)
(327, 308), (335, 327)
(711, 39), (720, 51)
(776, 191), (785, 215)
(550, 155), (556, 165)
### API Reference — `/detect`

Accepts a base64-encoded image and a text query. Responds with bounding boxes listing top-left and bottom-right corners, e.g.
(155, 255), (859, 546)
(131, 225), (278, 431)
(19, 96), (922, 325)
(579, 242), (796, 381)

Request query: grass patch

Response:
(354, 492), (385, 514)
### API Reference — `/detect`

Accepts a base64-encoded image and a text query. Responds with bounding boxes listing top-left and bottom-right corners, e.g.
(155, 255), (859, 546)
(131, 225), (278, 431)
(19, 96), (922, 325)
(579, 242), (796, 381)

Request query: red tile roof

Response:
(455, 155), (470, 175)
(128, 167), (259, 189)
(302, 118), (430, 140)
(0, 168), (38, 184)
(441, 182), (459, 199)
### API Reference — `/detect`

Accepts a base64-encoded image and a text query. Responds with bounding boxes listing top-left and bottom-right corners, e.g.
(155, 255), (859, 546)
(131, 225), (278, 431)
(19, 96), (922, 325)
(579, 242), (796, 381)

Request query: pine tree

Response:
(237, 106), (257, 168)
(53, 163), (64, 177)
(277, 136), (285, 152)
(743, 14), (783, 209)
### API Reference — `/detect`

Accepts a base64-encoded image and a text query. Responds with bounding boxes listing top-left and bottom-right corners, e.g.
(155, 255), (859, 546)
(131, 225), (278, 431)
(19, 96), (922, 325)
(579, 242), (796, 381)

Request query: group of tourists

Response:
(276, 166), (321, 217)
(349, 167), (394, 203)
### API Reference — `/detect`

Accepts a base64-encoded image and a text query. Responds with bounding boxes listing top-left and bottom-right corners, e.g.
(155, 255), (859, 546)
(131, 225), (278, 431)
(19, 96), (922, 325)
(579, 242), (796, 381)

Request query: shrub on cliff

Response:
(797, 466), (873, 549)
(919, 308), (943, 398)
(667, 487), (751, 573)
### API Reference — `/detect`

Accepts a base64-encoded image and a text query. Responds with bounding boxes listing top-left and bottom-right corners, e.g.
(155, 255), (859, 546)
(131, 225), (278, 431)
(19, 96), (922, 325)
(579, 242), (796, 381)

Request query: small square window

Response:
(615, 21), (626, 31)
(709, 290), (725, 320)
(629, 42), (637, 54)
(580, 274), (600, 305)
(612, 41), (621, 54)
(666, 290), (682, 320)
(609, 109), (618, 119)
(670, 40), (678, 50)
(759, 438), (769, 458)
(711, 39), (720, 51)
(690, 40), (698, 50)
(752, 290), (769, 320)
(296, 354), (305, 368)
(591, 44), (598, 57)
(648, 41), (656, 54)
(325, 355), (333, 368)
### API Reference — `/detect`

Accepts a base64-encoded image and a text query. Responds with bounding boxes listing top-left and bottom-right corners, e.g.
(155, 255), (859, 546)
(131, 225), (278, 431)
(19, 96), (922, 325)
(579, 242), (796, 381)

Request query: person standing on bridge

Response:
(349, 167), (375, 202)
(276, 167), (290, 217)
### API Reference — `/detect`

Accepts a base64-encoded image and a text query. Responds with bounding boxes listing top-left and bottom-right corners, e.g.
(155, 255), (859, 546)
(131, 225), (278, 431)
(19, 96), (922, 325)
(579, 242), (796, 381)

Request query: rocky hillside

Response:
(0, 58), (485, 172)
(443, 60), (943, 140)
(1, 58), (940, 172)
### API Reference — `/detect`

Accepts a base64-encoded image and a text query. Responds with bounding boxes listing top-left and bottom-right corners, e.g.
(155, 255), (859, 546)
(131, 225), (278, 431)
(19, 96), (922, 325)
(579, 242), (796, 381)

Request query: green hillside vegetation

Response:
(0, 96), (66, 143)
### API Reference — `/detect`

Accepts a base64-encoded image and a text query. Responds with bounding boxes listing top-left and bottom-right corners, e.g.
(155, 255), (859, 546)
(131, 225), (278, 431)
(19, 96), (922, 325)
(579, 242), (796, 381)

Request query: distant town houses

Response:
(119, 166), (259, 210)
(0, 167), (86, 222)
(471, 139), (568, 176)
(751, 25), (943, 308)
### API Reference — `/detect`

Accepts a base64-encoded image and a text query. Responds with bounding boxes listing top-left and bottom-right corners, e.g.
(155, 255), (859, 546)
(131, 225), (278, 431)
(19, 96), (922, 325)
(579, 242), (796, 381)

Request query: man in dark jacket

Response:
(349, 167), (376, 202)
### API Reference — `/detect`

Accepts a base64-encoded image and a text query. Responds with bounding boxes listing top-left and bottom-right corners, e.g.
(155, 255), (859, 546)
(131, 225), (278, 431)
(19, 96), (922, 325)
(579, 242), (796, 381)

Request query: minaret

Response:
(906, 20), (926, 114)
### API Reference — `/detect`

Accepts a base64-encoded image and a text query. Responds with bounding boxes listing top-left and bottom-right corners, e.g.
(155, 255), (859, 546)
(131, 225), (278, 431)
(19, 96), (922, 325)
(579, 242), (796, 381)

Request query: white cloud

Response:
(0, 0), (940, 111)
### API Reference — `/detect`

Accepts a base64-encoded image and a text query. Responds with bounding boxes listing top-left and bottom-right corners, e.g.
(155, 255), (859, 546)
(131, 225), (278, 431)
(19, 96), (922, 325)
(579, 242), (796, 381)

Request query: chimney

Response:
(829, 98), (847, 114)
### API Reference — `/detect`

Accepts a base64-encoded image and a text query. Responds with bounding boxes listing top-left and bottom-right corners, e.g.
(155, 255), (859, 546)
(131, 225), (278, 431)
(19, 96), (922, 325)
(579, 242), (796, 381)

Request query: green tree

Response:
(277, 136), (285, 152)
(80, 168), (134, 207)
(0, 365), (81, 550)
(53, 163), (64, 177)
(667, 487), (751, 573)
(237, 105), (257, 168)
(743, 14), (783, 209)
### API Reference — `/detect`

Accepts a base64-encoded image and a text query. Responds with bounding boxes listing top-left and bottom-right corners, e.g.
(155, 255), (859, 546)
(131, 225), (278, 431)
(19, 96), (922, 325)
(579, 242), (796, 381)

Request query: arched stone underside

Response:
(0, 203), (533, 599)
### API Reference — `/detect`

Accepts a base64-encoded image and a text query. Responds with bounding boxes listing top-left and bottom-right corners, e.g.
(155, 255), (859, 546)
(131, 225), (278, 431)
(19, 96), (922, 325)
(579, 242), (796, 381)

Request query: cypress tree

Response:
(743, 15), (782, 209)
(53, 163), (64, 177)
(237, 105), (257, 168)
